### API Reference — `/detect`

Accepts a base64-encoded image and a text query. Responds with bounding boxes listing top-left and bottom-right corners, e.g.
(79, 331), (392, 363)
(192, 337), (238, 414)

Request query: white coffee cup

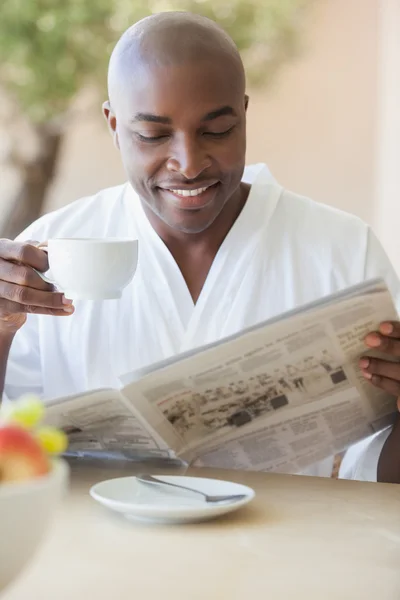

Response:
(35, 238), (138, 300)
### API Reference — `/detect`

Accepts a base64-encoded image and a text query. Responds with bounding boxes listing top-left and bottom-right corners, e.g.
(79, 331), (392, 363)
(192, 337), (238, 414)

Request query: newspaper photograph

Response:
(135, 332), (349, 446)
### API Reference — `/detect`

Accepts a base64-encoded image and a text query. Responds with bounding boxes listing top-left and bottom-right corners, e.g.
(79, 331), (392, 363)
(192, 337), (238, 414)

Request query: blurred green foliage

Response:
(0, 0), (311, 123)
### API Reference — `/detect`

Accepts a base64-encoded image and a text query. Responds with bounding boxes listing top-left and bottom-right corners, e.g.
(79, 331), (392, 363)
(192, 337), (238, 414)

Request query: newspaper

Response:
(45, 278), (399, 473)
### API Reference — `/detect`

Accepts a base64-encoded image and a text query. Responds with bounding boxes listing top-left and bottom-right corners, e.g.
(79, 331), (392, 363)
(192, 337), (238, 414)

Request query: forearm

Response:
(0, 332), (15, 404)
(377, 417), (400, 483)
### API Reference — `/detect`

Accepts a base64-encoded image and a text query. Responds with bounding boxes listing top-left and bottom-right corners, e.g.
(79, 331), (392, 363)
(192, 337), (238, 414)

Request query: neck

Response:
(141, 182), (251, 303)
(143, 182), (251, 260)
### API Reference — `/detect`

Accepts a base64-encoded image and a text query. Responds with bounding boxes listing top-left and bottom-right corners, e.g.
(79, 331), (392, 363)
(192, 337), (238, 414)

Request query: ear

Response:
(102, 100), (120, 150)
(244, 94), (249, 112)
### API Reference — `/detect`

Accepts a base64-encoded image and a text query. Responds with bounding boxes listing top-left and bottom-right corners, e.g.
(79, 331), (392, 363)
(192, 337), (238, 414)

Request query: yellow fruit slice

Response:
(1, 395), (45, 429)
(35, 427), (68, 455)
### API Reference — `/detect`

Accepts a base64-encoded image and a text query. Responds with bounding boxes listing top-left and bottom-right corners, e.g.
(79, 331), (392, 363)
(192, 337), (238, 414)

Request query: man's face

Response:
(105, 60), (247, 234)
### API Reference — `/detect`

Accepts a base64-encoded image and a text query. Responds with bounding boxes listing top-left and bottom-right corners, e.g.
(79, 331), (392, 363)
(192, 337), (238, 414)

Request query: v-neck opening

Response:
(123, 165), (282, 339)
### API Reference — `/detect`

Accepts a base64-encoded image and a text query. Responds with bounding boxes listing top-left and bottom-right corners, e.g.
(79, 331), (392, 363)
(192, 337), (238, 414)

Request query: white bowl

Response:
(0, 459), (69, 593)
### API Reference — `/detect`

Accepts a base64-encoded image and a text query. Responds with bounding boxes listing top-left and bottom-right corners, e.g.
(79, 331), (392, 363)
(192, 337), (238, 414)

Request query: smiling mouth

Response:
(158, 182), (220, 209)
(167, 185), (212, 197)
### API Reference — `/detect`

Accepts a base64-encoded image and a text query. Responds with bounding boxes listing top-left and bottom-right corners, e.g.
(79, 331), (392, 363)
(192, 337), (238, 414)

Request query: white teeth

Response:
(169, 186), (209, 197)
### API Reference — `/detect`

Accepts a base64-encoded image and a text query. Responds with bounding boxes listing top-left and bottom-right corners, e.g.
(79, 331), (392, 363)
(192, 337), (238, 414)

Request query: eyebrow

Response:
(131, 105), (236, 125)
(132, 113), (172, 124)
(202, 106), (236, 121)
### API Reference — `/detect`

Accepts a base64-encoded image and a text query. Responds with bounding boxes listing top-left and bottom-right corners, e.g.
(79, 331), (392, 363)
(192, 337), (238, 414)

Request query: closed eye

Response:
(136, 133), (169, 143)
(136, 125), (236, 143)
(204, 126), (235, 138)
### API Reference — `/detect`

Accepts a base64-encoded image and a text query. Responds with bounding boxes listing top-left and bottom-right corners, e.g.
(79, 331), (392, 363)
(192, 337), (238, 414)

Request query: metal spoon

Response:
(136, 474), (247, 504)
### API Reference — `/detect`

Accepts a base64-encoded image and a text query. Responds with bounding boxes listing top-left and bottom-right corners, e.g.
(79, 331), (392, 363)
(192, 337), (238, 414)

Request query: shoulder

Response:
(268, 186), (374, 288)
(245, 163), (370, 241)
(274, 190), (371, 263)
(273, 188), (400, 305)
(277, 188), (370, 243)
(245, 163), (370, 254)
(15, 183), (130, 242)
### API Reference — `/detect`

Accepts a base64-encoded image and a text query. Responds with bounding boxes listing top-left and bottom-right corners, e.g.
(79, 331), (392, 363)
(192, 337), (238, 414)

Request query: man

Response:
(1, 12), (400, 482)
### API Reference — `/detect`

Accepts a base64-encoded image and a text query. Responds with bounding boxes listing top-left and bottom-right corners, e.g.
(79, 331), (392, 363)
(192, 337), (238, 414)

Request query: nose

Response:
(167, 134), (212, 179)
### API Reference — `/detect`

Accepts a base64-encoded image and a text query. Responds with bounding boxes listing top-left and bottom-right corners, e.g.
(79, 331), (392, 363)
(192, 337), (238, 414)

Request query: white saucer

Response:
(90, 475), (255, 524)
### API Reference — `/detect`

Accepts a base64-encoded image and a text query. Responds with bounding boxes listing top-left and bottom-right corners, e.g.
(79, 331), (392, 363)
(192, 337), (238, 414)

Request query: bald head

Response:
(103, 11), (248, 236)
(108, 12), (245, 111)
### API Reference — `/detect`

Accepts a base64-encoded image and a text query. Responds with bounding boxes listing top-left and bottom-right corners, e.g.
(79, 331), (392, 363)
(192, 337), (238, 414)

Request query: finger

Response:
(361, 372), (400, 397)
(364, 332), (400, 357)
(0, 240), (49, 271)
(359, 357), (400, 381)
(0, 298), (74, 316)
(29, 305), (75, 316)
(0, 282), (72, 310)
(378, 321), (400, 338)
(0, 258), (52, 291)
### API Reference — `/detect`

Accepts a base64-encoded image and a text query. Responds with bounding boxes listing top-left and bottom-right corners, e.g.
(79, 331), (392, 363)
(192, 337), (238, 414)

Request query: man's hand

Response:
(359, 321), (400, 404)
(0, 239), (74, 336)
(359, 321), (400, 483)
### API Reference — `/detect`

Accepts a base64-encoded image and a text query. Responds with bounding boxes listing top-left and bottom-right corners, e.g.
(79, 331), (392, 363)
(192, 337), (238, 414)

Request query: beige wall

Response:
(47, 0), (379, 227)
(374, 0), (400, 272)
(245, 0), (378, 223)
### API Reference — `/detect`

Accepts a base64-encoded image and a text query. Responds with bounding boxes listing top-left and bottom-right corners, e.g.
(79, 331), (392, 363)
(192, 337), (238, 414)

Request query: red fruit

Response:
(0, 425), (50, 483)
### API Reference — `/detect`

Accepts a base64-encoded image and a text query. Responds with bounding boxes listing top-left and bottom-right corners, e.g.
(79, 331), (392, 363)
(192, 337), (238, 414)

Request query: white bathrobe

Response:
(5, 164), (400, 480)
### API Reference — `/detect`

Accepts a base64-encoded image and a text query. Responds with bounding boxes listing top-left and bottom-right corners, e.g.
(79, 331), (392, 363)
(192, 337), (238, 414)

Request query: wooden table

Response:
(4, 461), (400, 600)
